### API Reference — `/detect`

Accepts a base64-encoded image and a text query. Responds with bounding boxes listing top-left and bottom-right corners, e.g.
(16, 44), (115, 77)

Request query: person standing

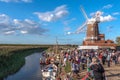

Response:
(71, 60), (76, 76)
(89, 57), (105, 80)
(98, 52), (103, 63)
(107, 53), (111, 67)
(102, 52), (107, 65)
(81, 55), (87, 70)
(86, 54), (92, 72)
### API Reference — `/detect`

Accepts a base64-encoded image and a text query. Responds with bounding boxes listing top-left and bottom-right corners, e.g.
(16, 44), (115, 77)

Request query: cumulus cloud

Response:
(0, 0), (32, 2)
(100, 15), (115, 22)
(103, 4), (113, 9)
(0, 14), (47, 35)
(13, 19), (48, 35)
(0, 14), (10, 24)
(34, 5), (68, 22)
(4, 31), (15, 35)
(89, 11), (115, 22)
(20, 30), (28, 34)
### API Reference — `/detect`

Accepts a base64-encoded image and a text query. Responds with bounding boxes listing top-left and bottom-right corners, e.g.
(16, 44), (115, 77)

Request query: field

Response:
(0, 44), (50, 79)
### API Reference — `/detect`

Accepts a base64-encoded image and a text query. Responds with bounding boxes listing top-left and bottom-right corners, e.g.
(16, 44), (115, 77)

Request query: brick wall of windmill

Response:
(83, 22), (116, 47)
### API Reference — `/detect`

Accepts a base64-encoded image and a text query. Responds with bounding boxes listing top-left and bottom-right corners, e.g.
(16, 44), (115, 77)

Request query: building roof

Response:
(106, 39), (114, 43)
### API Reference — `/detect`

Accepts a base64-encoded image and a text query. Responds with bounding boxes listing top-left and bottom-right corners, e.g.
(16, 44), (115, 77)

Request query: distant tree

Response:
(116, 36), (120, 46)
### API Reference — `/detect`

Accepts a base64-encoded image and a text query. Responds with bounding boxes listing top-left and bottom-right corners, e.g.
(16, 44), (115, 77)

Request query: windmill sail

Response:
(80, 6), (89, 21)
(75, 21), (87, 34)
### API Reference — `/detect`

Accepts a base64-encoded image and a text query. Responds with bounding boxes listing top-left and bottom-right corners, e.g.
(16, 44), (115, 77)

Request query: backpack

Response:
(97, 64), (104, 73)
(89, 64), (104, 78)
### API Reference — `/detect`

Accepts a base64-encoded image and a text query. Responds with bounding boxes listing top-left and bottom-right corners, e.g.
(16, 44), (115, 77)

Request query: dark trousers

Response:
(102, 60), (106, 65)
(82, 63), (85, 70)
(107, 60), (110, 67)
(102, 57), (106, 65)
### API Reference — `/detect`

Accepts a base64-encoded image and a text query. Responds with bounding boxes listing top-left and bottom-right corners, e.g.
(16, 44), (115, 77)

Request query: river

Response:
(4, 53), (43, 80)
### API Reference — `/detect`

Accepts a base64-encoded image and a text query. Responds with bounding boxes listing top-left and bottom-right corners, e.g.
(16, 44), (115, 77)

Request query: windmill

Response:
(67, 6), (102, 35)
(69, 6), (105, 43)
(76, 6), (102, 34)
(67, 6), (116, 48)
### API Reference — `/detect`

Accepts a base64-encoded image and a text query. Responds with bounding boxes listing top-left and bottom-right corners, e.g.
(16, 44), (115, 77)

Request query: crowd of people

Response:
(39, 48), (120, 80)
(61, 48), (120, 80)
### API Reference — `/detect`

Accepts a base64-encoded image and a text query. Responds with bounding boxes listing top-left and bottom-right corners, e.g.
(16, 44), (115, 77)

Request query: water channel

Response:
(4, 53), (42, 80)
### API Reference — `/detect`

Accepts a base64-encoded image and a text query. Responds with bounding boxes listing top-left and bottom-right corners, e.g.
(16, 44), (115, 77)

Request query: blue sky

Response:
(0, 0), (120, 44)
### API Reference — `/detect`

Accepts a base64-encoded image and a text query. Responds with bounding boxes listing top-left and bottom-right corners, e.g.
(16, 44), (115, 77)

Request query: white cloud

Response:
(4, 31), (15, 35)
(103, 4), (113, 9)
(100, 15), (115, 22)
(0, 0), (32, 2)
(34, 5), (68, 22)
(0, 14), (47, 35)
(89, 11), (115, 22)
(0, 14), (10, 24)
(20, 30), (28, 34)
(13, 19), (48, 35)
(112, 12), (120, 15)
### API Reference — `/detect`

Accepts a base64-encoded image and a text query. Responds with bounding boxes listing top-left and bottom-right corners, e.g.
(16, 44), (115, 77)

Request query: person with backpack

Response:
(89, 57), (105, 80)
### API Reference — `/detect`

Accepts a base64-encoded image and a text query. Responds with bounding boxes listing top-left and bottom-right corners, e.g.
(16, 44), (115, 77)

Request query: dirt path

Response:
(60, 64), (120, 80)
(78, 64), (120, 80)
(105, 64), (120, 80)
